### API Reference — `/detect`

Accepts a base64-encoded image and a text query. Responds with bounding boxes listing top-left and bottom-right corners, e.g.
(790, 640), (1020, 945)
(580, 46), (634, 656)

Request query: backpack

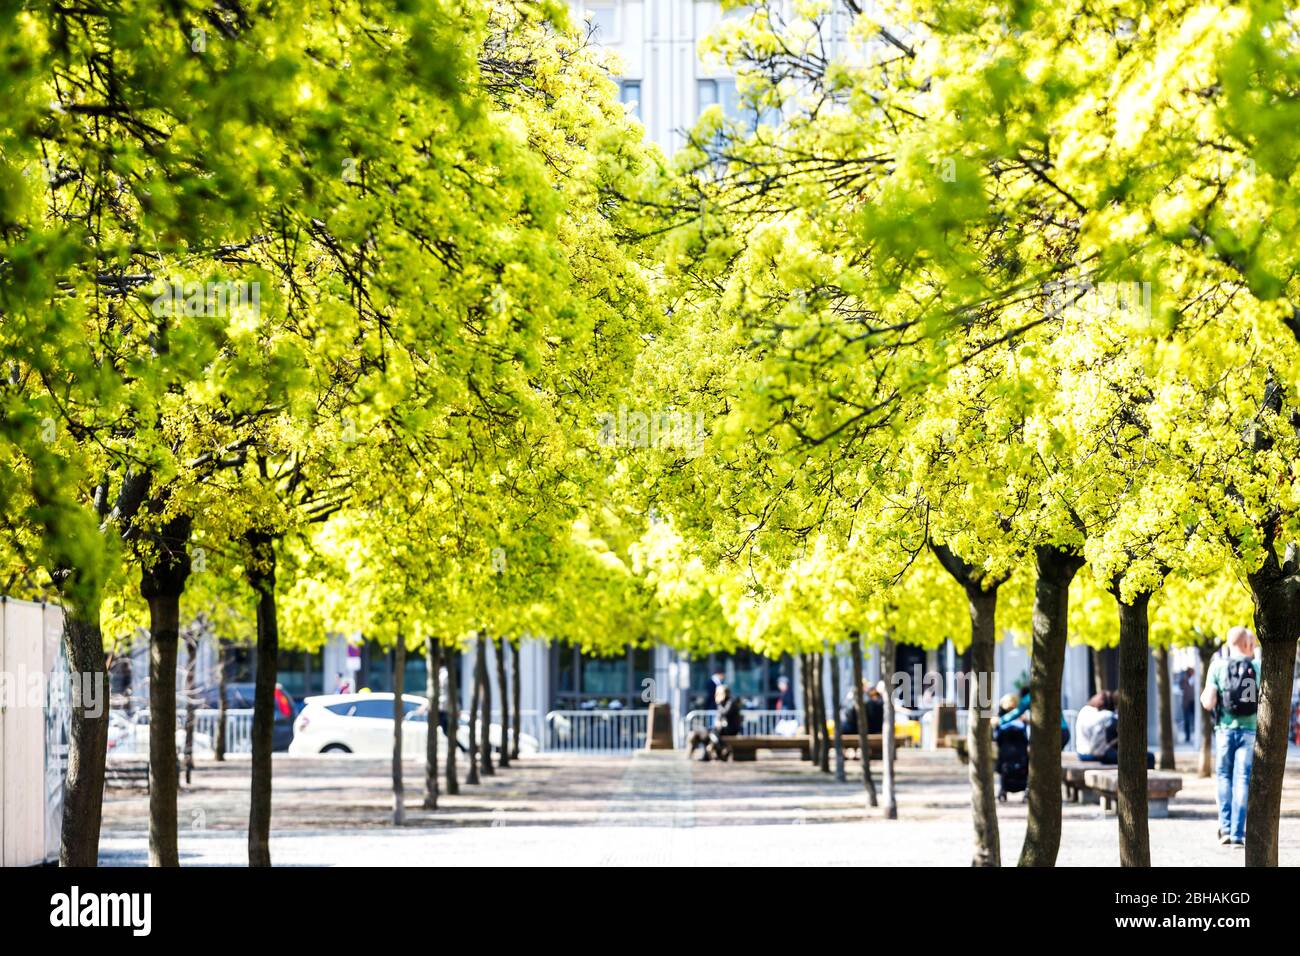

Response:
(1221, 658), (1259, 718)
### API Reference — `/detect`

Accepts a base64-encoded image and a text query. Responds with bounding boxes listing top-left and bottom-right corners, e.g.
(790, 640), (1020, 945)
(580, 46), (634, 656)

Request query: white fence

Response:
(108, 708), (255, 757)
(193, 708), (254, 754)
(542, 709), (647, 753)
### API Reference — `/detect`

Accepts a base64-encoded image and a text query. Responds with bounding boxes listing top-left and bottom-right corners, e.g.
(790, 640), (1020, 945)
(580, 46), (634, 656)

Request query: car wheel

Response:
(321, 744), (351, 754)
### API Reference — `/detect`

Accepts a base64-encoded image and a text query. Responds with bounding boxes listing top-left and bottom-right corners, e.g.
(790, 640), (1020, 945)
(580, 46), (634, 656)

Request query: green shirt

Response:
(1207, 655), (1261, 731)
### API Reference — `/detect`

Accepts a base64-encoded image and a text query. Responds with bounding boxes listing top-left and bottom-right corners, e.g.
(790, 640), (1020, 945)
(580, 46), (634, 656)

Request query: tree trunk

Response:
(392, 637), (405, 826)
(800, 654), (815, 762)
(494, 637), (511, 769)
(830, 644), (846, 782)
(144, 589), (182, 868)
(931, 542), (1004, 866)
(1091, 647), (1106, 694)
(140, 514), (192, 869)
(1019, 544), (1084, 867)
(182, 628), (198, 787)
(880, 635), (898, 820)
(1154, 644), (1176, 770)
(816, 652), (831, 773)
(245, 530), (279, 868)
(849, 633), (878, 806)
(966, 590), (1000, 864)
(510, 642), (522, 760)
(1197, 642), (1216, 778)
(1115, 588), (1152, 867)
(424, 638), (441, 810)
(466, 642), (481, 785)
(58, 601), (110, 867)
(445, 648), (460, 794)
(1244, 573), (1300, 867)
(215, 640), (228, 762)
(477, 633), (494, 776)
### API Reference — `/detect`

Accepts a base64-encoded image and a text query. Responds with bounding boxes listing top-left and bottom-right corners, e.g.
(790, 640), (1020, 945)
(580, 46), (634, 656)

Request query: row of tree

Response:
(0, 0), (660, 866)
(614, 0), (1300, 867)
(3, 0), (1298, 870)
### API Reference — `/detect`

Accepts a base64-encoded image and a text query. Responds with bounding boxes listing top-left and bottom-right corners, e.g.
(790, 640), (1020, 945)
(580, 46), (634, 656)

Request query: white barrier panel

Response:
(1, 598), (67, 867)
(543, 710), (648, 753)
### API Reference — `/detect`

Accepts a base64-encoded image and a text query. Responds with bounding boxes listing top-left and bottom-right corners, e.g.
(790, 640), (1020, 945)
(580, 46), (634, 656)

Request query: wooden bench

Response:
(840, 734), (911, 761)
(720, 732), (912, 762)
(723, 736), (810, 761)
(105, 761), (150, 792)
(1083, 769), (1183, 818)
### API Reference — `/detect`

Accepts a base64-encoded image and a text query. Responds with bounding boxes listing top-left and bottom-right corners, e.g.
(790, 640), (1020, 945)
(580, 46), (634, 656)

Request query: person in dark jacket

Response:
(839, 682), (884, 735)
(686, 685), (743, 761)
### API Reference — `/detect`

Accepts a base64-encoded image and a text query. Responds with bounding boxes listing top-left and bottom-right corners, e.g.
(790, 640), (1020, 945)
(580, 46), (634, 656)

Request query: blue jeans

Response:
(1215, 728), (1255, 842)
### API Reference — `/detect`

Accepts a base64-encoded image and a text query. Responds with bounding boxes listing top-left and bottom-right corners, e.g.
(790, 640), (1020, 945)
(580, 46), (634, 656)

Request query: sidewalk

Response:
(97, 749), (1300, 866)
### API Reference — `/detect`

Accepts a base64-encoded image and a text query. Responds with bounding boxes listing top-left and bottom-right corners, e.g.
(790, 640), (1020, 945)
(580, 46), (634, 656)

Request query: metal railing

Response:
(543, 709), (648, 753)
(681, 706), (982, 750)
(193, 708), (254, 754)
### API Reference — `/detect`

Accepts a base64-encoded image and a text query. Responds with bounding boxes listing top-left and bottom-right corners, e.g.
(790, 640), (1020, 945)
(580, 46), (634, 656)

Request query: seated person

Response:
(864, 686), (884, 734)
(837, 683), (888, 738)
(999, 688), (1031, 727)
(1000, 688), (1072, 750)
(1075, 691), (1119, 763)
(687, 685), (743, 761)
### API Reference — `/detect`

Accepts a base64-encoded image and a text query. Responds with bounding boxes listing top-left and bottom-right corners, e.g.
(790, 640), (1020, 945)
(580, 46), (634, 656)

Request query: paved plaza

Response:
(98, 749), (1300, 866)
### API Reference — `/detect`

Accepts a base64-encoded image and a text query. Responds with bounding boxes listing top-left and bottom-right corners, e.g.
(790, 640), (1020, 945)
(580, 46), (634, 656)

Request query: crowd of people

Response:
(687, 669), (889, 761)
(988, 625), (1262, 848)
(692, 628), (1265, 849)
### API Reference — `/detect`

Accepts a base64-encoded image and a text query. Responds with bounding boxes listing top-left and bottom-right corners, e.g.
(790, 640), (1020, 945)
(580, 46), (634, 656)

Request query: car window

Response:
(326, 698), (394, 719)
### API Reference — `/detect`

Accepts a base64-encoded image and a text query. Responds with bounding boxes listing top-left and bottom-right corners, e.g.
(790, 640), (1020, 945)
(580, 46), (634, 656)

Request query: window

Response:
(329, 698), (394, 719)
(585, 3), (618, 41)
(688, 650), (792, 710)
(697, 77), (777, 133)
(697, 78), (742, 121)
(276, 648), (324, 698)
(619, 79), (641, 119)
(551, 645), (653, 709)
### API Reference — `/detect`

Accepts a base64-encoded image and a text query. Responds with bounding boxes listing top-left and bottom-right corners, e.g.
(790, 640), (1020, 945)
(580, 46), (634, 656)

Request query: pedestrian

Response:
(775, 675), (795, 711)
(1178, 666), (1197, 743)
(334, 671), (351, 694)
(1200, 626), (1260, 847)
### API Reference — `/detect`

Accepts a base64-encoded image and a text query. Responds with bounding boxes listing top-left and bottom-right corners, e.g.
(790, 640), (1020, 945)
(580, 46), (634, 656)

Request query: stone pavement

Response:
(97, 748), (1300, 866)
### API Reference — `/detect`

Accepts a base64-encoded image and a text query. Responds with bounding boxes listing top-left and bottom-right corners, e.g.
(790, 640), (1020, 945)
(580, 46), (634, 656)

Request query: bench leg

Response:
(1149, 798), (1169, 819)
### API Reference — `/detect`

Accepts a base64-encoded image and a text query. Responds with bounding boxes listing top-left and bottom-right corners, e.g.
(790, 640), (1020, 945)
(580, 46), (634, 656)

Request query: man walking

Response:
(1200, 627), (1261, 847)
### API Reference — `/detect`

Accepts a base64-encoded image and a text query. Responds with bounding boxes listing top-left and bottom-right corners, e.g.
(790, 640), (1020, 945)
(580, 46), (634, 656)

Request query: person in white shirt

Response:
(1075, 691), (1119, 763)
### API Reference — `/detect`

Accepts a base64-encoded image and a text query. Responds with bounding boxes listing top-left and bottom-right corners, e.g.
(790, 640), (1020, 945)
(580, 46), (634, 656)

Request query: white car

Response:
(288, 692), (538, 757)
